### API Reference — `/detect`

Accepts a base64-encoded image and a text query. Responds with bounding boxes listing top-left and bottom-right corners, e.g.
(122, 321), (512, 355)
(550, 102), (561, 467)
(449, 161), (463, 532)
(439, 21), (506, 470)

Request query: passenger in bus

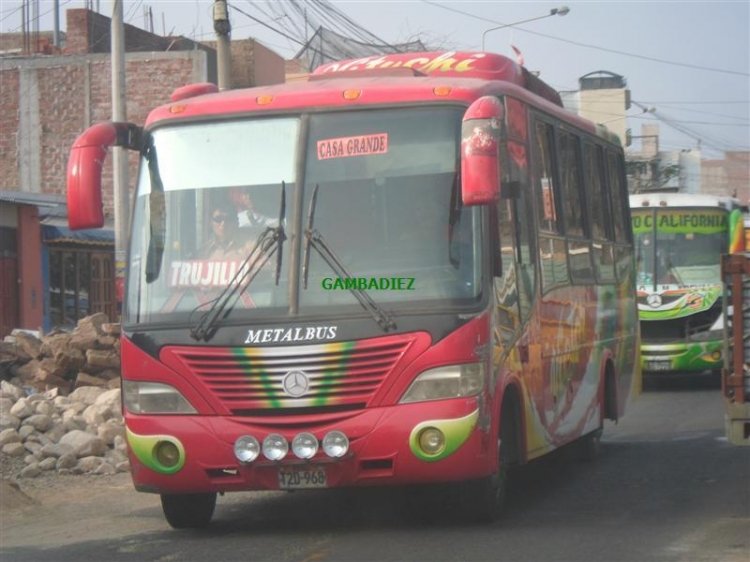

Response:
(200, 201), (244, 259)
(236, 188), (279, 229)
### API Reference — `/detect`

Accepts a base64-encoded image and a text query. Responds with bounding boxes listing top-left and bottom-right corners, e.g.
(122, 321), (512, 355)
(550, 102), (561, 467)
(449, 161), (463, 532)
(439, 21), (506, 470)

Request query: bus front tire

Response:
(160, 492), (217, 529)
(462, 427), (511, 523)
(463, 462), (507, 523)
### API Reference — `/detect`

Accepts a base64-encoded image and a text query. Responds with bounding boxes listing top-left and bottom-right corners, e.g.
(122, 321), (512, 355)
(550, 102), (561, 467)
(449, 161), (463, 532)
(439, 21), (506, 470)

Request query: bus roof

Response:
(145, 51), (611, 142)
(629, 192), (743, 211)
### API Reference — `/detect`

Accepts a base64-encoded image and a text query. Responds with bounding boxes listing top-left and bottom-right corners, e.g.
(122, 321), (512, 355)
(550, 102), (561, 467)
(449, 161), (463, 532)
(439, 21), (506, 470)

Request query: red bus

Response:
(67, 51), (639, 528)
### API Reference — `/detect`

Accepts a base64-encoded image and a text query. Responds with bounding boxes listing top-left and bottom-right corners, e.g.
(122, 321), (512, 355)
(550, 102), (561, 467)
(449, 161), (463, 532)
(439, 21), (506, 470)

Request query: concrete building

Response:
(560, 70), (630, 147)
(626, 124), (703, 194)
(701, 152), (750, 205)
(0, 8), (285, 337)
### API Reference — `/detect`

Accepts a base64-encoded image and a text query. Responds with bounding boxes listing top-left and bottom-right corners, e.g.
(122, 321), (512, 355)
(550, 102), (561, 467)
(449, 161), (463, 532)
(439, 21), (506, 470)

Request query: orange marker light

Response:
(433, 86), (452, 96)
(256, 95), (274, 105)
(343, 89), (361, 100)
(169, 105), (186, 114)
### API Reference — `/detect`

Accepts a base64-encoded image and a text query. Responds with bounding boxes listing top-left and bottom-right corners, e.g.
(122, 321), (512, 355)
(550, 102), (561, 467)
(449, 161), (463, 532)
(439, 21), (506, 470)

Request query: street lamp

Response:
(481, 6), (570, 51)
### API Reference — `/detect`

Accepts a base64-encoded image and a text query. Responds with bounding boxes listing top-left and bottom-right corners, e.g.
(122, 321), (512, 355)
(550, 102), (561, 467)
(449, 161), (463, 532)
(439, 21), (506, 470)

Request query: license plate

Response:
(278, 467), (327, 489)
(646, 360), (671, 371)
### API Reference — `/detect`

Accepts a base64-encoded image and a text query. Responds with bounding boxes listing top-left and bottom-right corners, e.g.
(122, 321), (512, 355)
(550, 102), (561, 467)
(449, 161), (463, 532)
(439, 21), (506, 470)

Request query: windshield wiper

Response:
(190, 182), (287, 342)
(302, 184), (396, 333)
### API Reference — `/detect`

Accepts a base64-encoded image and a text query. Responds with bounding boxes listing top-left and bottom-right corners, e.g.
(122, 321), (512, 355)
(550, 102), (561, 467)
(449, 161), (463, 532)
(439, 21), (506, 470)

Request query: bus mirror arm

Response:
(67, 121), (143, 230)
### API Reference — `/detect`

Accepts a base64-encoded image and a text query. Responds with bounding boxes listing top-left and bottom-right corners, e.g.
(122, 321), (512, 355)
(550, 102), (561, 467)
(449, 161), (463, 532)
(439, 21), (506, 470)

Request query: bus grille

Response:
(164, 337), (416, 415)
(640, 302), (722, 343)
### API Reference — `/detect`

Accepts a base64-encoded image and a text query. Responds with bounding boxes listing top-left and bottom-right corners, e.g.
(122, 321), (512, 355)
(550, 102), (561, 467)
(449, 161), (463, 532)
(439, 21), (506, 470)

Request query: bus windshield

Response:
(125, 107), (481, 325)
(632, 207), (727, 290)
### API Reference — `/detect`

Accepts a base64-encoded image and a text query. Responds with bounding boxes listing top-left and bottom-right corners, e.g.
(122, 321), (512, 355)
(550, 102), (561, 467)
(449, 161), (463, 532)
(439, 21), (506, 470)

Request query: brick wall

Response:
(202, 38), (285, 88)
(0, 51), (206, 216)
(0, 68), (19, 188)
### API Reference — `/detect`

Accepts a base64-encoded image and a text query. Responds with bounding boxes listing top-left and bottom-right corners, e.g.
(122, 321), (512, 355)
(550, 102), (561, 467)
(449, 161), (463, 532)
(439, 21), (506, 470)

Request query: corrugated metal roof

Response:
(0, 190), (65, 207)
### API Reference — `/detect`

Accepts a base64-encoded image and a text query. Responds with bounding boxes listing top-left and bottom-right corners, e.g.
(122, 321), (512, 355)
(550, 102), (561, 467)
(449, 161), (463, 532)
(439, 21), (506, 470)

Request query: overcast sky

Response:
(2, 0), (749, 159)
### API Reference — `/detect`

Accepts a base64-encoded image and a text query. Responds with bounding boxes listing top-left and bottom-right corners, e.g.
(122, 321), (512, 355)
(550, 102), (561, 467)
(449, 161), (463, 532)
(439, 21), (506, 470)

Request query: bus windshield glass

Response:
(125, 107), (481, 325)
(632, 207), (727, 290)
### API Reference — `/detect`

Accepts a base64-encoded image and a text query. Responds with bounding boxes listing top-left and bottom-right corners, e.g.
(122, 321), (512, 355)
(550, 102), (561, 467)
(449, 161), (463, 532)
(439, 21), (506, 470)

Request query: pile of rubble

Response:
(0, 314), (127, 478)
(0, 313), (121, 393)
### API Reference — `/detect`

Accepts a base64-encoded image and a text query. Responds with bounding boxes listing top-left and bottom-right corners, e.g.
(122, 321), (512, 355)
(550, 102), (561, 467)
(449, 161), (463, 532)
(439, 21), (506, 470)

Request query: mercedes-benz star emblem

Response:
(282, 370), (310, 398)
(647, 293), (662, 308)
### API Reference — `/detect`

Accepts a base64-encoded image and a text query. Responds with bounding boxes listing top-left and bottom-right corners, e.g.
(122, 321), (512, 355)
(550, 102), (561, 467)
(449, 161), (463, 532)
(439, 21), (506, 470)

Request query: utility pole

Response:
(111, 0), (129, 315)
(53, 0), (60, 48)
(213, 0), (232, 90)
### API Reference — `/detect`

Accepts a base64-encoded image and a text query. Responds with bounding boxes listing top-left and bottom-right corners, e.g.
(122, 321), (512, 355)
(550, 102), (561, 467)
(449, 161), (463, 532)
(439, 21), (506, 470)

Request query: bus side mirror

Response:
(461, 96), (503, 206)
(66, 121), (142, 230)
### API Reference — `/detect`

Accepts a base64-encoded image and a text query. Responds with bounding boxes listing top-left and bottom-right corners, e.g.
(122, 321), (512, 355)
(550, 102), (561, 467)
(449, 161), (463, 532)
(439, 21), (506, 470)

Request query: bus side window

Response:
(495, 199), (521, 344)
(533, 121), (561, 234)
(584, 142), (615, 283)
(559, 130), (593, 284)
(607, 150), (629, 243)
(532, 118), (568, 292)
(500, 138), (535, 325)
(606, 150), (632, 282)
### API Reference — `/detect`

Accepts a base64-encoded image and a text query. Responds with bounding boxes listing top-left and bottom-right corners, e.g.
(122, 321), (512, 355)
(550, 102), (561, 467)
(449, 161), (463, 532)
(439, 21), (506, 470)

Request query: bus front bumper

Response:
(125, 398), (494, 494)
(640, 339), (723, 373)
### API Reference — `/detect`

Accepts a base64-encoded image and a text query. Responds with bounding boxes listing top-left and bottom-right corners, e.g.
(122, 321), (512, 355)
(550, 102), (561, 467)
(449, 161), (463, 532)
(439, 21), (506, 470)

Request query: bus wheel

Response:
(160, 492), (217, 529)
(461, 426), (511, 523)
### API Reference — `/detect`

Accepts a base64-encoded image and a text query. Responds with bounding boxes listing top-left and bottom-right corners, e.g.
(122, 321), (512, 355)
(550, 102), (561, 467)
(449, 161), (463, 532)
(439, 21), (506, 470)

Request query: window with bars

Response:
(48, 247), (115, 327)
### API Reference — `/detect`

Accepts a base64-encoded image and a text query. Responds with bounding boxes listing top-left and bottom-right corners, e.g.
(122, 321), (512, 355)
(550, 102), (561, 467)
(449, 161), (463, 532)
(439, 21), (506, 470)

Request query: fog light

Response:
(154, 440), (180, 468)
(292, 432), (318, 459)
(262, 433), (288, 461)
(418, 427), (445, 455)
(234, 435), (260, 463)
(322, 431), (349, 458)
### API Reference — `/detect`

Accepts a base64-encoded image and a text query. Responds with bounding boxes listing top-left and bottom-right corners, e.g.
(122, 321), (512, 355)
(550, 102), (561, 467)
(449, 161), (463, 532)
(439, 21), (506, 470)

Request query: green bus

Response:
(630, 193), (746, 375)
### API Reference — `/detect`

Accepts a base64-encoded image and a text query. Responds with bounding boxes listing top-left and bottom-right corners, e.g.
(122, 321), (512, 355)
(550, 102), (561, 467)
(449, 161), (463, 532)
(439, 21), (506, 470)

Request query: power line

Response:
(637, 100), (749, 105)
(229, 3), (329, 60)
(629, 116), (749, 127)
(0, 3), (23, 25)
(420, 0), (749, 77)
(4, 0), (74, 34)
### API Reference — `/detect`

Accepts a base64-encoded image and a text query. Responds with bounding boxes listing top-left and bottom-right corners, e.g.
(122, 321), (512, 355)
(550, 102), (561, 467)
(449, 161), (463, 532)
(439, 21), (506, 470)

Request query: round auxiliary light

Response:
(262, 433), (289, 461)
(322, 431), (349, 458)
(418, 427), (445, 456)
(292, 432), (319, 460)
(712, 350), (722, 361)
(155, 441), (180, 468)
(234, 435), (260, 463)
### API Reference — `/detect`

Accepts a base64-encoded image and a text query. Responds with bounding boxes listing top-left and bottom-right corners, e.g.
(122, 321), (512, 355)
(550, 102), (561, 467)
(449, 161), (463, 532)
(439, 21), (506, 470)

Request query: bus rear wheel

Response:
(160, 492), (217, 529)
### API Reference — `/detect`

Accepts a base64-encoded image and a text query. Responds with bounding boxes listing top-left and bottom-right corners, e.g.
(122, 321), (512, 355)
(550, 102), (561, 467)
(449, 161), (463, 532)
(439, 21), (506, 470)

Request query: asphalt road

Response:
(2, 375), (749, 562)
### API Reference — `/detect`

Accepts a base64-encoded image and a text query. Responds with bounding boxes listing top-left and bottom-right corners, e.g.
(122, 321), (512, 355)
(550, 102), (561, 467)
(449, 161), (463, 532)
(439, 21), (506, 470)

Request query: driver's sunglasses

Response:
(212, 214), (229, 224)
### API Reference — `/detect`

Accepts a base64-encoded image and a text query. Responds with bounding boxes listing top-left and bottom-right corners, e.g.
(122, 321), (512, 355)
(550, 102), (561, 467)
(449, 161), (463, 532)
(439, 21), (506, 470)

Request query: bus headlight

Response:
(234, 435), (260, 463)
(292, 432), (318, 459)
(399, 363), (485, 404)
(322, 431), (349, 458)
(122, 381), (197, 414)
(262, 433), (289, 461)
